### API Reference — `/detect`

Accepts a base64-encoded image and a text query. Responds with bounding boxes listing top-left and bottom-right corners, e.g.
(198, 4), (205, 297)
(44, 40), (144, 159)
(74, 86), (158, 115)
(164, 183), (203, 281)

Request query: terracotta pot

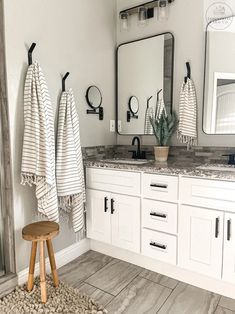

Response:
(154, 146), (169, 162)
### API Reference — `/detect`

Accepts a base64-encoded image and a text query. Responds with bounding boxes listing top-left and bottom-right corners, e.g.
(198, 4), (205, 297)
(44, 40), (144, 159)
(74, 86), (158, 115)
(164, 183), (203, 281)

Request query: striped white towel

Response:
(177, 78), (197, 149)
(155, 98), (167, 120)
(144, 106), (154, 135)
(21, 61), (59, 222)
(56, 88), (85, 234)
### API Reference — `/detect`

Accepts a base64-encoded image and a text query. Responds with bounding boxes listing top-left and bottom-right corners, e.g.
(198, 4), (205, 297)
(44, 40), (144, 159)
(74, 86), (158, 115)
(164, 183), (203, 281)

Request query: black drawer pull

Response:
(111, 198), (115, 214)
(150, 183), (168, 189)
(150, 242), (167, 250)
(150, 212), (167, 219)
(104, 197), (108, 213)
(227, 219), (231, 241)
(215, 217), (220, 238)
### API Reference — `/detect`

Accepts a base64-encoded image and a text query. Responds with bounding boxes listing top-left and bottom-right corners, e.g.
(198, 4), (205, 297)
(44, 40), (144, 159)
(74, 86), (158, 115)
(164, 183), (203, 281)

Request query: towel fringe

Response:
(21, 173), (44, 186)
(177, 133), (197, 150)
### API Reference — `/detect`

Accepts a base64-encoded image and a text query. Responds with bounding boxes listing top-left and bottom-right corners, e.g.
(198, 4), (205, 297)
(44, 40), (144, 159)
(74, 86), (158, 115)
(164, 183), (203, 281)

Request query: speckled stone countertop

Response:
(85, 158), (235, 181)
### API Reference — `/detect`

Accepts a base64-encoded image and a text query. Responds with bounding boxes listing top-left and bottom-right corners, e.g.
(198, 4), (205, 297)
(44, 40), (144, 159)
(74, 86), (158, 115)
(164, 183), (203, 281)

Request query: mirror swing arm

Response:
(127, 110), (138, 122)
(87, 107), (104, 120)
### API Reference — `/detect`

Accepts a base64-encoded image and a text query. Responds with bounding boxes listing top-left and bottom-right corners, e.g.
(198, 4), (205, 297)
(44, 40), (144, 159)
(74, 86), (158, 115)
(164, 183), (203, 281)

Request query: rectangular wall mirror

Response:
(117, 33), (174, 135)
(203, 16), (235, 134)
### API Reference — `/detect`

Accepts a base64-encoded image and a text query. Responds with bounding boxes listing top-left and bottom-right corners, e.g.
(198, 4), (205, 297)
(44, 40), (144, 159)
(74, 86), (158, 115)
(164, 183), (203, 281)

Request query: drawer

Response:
(142, 199), (178, 234)
(180, 177), (235, 211)
(86, 168), (141, 195)
(142, 229), (177, 265)
(143, 173), (178, 201)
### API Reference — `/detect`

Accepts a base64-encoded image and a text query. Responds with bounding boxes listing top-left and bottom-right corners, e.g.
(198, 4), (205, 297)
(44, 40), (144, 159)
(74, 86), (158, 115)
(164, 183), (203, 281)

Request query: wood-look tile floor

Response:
(58, 250), (235, 314)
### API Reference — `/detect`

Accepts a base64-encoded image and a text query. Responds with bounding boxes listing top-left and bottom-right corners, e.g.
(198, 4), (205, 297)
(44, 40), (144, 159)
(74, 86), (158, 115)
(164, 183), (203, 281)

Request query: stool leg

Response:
(39, 240), (47, 303)
(46, 239), (59, 287)
(27, 241), (37, 292)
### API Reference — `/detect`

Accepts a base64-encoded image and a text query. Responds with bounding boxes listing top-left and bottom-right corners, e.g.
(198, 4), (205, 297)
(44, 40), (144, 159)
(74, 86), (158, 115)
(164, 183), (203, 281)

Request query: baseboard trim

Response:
(91, 239), (235, 300)
(18, 239), (90, 285)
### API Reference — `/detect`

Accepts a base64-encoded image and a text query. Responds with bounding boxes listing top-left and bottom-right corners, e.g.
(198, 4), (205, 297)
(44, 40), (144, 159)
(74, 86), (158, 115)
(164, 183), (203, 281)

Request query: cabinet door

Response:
(86, 189), (111, 244)
(178, 205), (223, 279)
(223, 213), (235, 283)
(111, 193), (140, 253)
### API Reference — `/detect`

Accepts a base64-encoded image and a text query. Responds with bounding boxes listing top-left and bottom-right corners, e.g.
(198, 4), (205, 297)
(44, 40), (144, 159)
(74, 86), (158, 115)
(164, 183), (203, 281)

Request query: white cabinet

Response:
(143, 173), (178, 201)
(86, 167), (235, 292)
(180, 177), (235, 212)
(111, 193), (140, 253)
(223, 212), (235, 283)
(86, 168), (141, 195)
(86, 189), (140, 253)
(142, 228), (177, 265)
(86, 189), (111, 244)
(142, 199), (178, 234)
(178, 205), (223, 279)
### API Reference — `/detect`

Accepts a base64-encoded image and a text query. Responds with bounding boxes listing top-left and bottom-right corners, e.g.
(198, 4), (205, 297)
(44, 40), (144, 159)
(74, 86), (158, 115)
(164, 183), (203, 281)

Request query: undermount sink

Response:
(104, 159), (150, 165)
(197, 164), (235, 172)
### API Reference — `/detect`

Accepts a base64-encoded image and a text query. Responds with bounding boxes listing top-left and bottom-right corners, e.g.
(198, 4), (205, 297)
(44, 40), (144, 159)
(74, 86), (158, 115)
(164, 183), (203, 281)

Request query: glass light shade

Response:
(120, 12), (130, 31)
(158, 0), (169, 21)
(138, 7), (148, 26)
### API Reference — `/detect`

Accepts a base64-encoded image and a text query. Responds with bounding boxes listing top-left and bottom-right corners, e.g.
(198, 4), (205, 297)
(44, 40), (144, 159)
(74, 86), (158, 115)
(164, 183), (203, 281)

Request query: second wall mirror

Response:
(117, 32), (174, 135)
(203, 16), (235, 134)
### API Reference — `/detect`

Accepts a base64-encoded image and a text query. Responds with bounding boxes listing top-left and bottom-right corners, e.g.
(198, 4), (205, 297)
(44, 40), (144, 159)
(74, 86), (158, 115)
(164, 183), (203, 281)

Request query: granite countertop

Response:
(84, 158), (235, 182)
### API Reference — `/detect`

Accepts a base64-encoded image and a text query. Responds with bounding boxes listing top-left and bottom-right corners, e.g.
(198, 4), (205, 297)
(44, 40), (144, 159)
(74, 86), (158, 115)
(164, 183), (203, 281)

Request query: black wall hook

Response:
(62, 72), (70, 92)
(184, 62), (191, 83)
(28, 43), (36, 65)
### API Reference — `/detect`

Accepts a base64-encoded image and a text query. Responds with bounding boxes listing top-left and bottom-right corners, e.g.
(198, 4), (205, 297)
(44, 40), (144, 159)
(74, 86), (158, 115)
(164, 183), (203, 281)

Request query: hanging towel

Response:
(56, 88), (85, 234)
(177, 78), (197, 149)
(155, 98), (167, 121)
(144, 106), (154, 135)
(21, 61), (59, 222)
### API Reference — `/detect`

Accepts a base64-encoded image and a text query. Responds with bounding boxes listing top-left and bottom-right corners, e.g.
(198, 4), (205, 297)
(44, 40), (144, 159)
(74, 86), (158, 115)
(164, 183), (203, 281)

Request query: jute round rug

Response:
(0, 276), (108, 313)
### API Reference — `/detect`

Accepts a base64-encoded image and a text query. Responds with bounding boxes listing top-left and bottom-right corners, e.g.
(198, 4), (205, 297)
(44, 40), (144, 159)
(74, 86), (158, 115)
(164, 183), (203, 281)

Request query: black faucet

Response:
(129, 136), (146, 159)
(223, 154), (235, 165)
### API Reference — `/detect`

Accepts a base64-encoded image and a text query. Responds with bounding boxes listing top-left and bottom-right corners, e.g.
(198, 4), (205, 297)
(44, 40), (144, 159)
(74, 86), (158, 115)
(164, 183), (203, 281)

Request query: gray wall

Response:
(117, 0), (235, 147)
(3, 0), (116, 272)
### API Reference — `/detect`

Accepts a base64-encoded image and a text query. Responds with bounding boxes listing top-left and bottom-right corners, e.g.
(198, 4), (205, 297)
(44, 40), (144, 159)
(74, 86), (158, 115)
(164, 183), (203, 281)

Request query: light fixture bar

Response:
(120, 0), (174, 17)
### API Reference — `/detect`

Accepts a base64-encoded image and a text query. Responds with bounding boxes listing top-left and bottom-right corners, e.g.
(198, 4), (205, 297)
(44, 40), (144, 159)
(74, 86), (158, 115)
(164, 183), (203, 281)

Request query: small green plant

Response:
(150, 110), (178, 146)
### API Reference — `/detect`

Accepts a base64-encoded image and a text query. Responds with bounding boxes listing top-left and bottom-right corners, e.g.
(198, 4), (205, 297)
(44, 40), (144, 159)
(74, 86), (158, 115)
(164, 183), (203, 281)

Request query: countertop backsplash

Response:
(82, 145), (235, 165)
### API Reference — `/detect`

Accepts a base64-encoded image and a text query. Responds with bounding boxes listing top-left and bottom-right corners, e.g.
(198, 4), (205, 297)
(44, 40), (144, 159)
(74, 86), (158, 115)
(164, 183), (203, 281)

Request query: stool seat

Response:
(22, 221), (59, 241)
(22, 221), (60, 303)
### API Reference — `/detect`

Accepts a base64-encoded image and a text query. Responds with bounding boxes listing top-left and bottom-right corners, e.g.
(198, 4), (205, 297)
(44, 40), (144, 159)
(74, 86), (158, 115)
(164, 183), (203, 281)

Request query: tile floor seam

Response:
(104, 272), (141, 308)
(82, 257), (115, 283)
(212, 295), (222, 314)
(217, 304), (235, 312)
(213, 296), (222, 313)
(156, 281), (180, 313)
(81, 282), (116, 297)
(138, 274), (176, 290)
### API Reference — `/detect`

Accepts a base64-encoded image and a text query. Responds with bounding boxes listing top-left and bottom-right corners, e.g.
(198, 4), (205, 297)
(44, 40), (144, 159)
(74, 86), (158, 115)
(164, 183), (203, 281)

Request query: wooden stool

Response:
(22, 221), (60, 303)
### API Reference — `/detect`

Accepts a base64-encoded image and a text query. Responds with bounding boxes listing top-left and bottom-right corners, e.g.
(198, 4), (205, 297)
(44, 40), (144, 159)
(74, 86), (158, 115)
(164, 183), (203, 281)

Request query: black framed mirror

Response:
(86, 85), (104, 120)
(203, 15), (235, 135)
(127, 96), (139, 122)
(117, 32), (174, 135)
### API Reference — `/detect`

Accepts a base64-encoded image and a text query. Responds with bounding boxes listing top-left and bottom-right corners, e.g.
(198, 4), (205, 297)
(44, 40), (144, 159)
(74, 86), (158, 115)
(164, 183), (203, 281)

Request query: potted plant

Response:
(150, 110), (178, 162)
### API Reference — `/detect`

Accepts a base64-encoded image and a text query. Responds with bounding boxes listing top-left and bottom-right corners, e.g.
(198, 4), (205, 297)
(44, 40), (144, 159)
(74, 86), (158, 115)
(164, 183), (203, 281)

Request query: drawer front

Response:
(142, 229), (177, 265)
(143, 174), (178, 201)
(180, 177), (235, 211)
(86, 168), (141, 195)
(142, 199), (178, 234)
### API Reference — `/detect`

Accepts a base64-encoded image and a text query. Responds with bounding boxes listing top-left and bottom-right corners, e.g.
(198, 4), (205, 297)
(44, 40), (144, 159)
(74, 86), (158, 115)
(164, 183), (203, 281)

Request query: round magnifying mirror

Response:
(129, 96), (139, 115)
(86, 86), (102, 109)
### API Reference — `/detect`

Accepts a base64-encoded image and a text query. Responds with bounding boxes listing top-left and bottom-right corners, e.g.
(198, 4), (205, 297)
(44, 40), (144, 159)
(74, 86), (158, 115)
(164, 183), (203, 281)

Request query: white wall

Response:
(117, 0), (235, 146)
(3, 0), (116, 272)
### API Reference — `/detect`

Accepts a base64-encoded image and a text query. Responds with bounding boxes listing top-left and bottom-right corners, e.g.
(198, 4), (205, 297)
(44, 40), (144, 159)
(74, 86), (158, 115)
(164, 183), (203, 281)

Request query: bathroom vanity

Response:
(86, 160), (235, 298)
